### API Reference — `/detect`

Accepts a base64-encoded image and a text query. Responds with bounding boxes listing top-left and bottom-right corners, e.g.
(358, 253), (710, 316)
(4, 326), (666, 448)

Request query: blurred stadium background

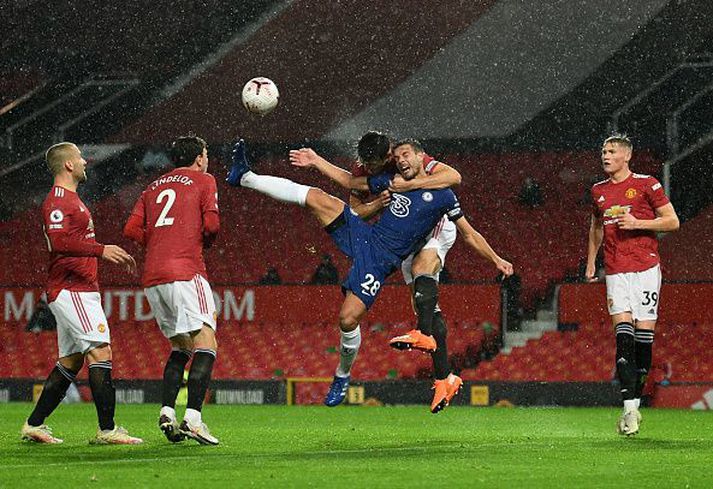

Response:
(1, 0), (713, 410)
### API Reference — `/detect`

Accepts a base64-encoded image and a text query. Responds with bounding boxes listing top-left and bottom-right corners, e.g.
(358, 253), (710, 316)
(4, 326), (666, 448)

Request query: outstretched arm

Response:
(585, 214), (603, 282)
(389, 161), (461, 192)
(454, 217), (513, 276)
(290, 148), (370, 191)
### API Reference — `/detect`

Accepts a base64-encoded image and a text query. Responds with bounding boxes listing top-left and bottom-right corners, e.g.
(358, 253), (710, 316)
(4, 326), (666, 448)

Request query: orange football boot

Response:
(389, 329), (437, 353)
(430, 373), (463, 414)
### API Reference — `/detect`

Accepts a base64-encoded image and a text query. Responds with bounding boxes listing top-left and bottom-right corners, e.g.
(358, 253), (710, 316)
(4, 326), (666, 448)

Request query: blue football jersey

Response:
(367, 172), (463, 258)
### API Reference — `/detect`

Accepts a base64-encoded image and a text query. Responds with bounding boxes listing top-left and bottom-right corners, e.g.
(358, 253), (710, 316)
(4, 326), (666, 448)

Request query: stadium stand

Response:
(659, 203), (713, 281)
(0, 149), (664, 308)
(2, 1), (711, 396)
(466, 283), (713, 383)
(0, 314), (499, 381)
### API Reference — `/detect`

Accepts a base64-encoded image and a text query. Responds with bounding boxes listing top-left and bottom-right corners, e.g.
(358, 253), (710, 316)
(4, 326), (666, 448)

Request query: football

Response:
(241, 77), (279, 115)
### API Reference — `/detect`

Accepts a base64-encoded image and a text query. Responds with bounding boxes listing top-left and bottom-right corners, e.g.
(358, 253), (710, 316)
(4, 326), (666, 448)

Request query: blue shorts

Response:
(328, 206), (401, 309)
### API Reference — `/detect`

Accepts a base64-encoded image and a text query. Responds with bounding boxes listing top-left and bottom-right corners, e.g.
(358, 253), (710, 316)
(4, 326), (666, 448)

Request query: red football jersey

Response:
(591, 173), (670, 275)
(130, 168), (219, 287)
(42, 186), (103, 302)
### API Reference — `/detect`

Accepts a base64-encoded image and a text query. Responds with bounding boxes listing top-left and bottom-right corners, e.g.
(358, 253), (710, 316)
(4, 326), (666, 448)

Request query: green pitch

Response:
(1, 403), (712, 488)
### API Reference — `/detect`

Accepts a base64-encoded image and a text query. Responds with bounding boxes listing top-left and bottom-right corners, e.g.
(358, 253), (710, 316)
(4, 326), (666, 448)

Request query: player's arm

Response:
(349, 191), (391, 220)
(616, 202), (680, 232)
(123, 214), (145, 245)
(289, 148), (370, 191)
(44, 204), (104, 257)
(454, 216), (513, 276)
(45, 207), (135, 271)
(47, 231), (105, 257)
(389, 161), (462, 192)
(123, 194), (146, 245)
(585, 214), (603, 282)
(201, 177), (220, 249)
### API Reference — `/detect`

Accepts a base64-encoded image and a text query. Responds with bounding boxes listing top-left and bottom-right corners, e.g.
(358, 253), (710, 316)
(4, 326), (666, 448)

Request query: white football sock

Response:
(160, 406), (176, 420)
(634, 398), (641, 409)
(241, 171), (311, 206)
(335, 326), (361, 378)
(184, 408), (202, 425)
(623, 399), (637, 413)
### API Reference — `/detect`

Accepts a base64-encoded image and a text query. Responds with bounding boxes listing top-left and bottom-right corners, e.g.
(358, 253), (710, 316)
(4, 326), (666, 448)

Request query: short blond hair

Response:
(45, 142), (79, 175)
(603, 133), (632, 151)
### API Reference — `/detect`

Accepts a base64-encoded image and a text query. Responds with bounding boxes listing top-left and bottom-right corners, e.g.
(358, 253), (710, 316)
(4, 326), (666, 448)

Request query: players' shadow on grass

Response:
(277, 441), (468, 462)
(3, 441), (226, 467)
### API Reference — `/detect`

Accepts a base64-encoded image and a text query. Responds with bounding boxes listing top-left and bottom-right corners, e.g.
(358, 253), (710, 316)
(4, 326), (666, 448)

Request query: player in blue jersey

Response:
(291, 136), (475, 412)
(227, 139), (513, 407)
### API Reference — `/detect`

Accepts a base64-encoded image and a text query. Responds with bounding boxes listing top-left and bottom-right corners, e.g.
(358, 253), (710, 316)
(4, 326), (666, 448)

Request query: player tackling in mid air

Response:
(586, 134), (679, 436)
(290, 133), (470, 413)
(227, 138), (512, 408)
(124, 136), (220, 445)
(21, 142), (142, 445)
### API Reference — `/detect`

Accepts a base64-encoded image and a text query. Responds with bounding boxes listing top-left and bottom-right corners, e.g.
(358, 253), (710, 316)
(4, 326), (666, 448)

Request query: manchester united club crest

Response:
(625, 188), (637, 199)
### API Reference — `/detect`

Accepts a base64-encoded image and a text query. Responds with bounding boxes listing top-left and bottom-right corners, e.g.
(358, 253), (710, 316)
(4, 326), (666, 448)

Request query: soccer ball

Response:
(241, 77), (279, 115)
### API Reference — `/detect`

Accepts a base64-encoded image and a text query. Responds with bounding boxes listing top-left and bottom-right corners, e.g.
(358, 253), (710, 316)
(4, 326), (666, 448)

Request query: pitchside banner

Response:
(651, 383), (713, 409)
(0, 284), (501, 326)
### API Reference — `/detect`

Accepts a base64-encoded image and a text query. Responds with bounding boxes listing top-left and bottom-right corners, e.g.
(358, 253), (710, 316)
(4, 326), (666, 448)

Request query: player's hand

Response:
(389, 174), (415, 193)
(495, 258), (513, 277)
(616, 211), (639, 230)
(375, 190), (391, 209)
(289, 148), (320, 168)
(101, 245), (137, 274)
(584, 262), (598, 282)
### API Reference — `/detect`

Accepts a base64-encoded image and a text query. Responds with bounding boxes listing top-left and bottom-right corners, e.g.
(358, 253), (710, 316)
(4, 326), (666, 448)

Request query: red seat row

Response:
(0, 320), (494, 381)
(465, 321), (713, 383)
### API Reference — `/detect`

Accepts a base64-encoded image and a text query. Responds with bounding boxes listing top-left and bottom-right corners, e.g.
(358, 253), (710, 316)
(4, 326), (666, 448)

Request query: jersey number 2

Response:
(155, 189), (176, 227)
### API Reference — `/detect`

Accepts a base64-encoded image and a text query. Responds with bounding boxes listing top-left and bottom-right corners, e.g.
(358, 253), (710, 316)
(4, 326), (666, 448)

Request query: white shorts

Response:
(145, 274), (217, 339)
(605, 264), (662, 322)
(48, 290), (111, 358)
(401, 216), (457, 284)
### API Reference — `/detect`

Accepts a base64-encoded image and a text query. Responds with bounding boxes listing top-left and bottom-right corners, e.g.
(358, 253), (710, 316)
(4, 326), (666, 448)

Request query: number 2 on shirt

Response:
(155, 189), (176, 227)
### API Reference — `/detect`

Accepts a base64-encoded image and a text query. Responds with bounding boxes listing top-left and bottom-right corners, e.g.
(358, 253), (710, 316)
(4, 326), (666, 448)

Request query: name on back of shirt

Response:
(150, 174), (194, 190)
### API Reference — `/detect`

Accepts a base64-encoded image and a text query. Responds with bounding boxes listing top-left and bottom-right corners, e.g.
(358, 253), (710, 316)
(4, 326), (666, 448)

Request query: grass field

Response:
(1, 403), (712, 488)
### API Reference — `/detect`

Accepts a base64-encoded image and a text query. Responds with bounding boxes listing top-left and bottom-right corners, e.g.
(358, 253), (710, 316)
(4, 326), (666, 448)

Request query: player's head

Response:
(393, 139), (425, 180)
(170, 136), (208, 172)
(357, 131), (392, 173)
(601, 133), (632, 176)
(45, 142), (87, 183)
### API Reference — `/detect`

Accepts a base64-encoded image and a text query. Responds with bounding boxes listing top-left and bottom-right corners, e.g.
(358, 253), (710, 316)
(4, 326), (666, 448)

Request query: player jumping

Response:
(227, 138), (513, 408)
(290, 133), (468, 413)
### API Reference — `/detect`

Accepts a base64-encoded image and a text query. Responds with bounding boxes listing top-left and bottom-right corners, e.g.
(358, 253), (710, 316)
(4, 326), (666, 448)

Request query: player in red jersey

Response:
(586, 134), (679, 436)
(21, 142), (142, 445)
(123, 135), (220, 445)
(291, 132), (466, 413)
